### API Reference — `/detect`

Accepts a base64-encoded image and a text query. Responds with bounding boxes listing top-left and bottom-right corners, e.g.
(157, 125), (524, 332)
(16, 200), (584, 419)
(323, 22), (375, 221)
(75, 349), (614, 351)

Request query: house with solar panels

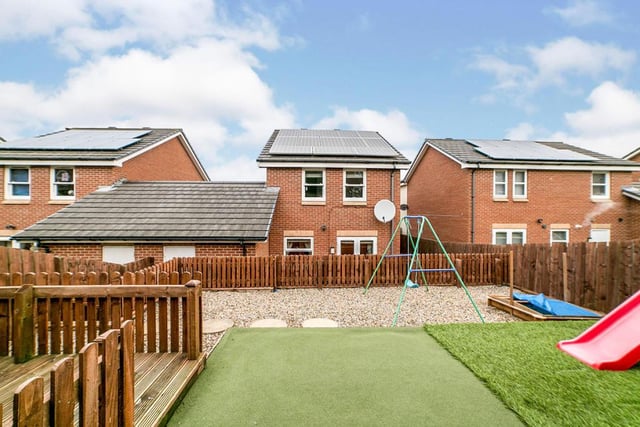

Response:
(257, 129), (411, 255)
(1, 127), (209, 248)
(404, 138), (640, 244)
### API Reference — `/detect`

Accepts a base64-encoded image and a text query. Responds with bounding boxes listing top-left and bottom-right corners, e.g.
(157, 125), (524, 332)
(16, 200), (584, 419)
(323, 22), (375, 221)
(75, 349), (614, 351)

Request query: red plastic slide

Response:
(557, 290), (640, 370)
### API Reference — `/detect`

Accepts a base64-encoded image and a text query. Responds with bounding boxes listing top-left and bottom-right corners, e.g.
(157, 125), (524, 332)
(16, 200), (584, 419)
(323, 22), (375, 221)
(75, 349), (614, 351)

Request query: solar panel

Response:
(469, 140), (597, 162)
(0, 129), (151, 150)
(269, 129), (398, 157)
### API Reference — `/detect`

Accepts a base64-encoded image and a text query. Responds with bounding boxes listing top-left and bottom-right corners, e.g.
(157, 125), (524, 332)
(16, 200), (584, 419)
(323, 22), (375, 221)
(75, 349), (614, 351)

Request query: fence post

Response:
(51, 357), (75, 426)
(185, 280), (201, 360)
(79, 342), (100, 427)
(13, 376), (44, 427)
(96, 330), (120, 426)
(13, 284), (34, 363)
(120, 320), (135, 427)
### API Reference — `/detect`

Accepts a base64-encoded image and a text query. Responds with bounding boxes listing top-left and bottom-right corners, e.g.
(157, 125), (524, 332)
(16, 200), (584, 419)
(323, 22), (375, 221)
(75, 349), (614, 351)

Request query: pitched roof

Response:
(0, 128), (209, 179)
(257, 129), (410, 167)
(623, 183), (640, 201)
(13, 181), (279, 243)
(404, 138), (640, 182)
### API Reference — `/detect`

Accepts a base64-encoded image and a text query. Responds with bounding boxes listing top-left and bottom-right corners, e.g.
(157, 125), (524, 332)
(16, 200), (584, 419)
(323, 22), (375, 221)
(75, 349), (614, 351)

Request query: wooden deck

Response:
(0, 351), (206, 426)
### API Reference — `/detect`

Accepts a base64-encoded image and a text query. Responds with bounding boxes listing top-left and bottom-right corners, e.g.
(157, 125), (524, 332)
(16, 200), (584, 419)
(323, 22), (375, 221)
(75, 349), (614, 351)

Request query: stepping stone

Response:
(203, 318), (234, 334)
(302, 318), (339, 328)
(250, 318), (287, 328)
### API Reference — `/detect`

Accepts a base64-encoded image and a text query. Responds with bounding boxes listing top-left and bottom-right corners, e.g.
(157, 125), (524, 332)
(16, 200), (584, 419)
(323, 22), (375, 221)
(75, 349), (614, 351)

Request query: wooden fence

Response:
(13, 321), (135, 426)
(1, 280), (202, 362)
(135, 253), (510, 290)
(0, 246), (154, 276)
(421, 239), (640, 313)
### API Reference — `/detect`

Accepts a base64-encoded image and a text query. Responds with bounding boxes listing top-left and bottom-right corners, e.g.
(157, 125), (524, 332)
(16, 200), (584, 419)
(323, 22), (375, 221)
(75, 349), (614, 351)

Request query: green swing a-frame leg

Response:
(364, 215), (485, 326)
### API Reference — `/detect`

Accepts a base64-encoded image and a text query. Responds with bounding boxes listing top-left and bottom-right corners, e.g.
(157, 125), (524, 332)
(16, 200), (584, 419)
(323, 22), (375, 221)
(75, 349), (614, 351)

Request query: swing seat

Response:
(405, 278), (419, 288)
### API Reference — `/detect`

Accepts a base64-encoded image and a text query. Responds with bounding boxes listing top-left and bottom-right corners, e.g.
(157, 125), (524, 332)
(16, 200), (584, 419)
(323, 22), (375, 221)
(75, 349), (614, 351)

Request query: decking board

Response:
(0, 352), (205, 426)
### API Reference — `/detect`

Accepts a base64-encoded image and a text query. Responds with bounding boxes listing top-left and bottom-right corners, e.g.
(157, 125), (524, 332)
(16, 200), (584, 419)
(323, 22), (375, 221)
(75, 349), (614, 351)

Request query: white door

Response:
(590, 229), (610, 243)
(102, 246), (135, 264)
(163, 245), (195, 261)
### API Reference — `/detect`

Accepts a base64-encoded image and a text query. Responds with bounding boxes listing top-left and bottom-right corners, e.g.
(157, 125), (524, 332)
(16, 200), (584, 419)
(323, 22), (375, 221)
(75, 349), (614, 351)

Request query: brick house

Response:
(12, 181), (279, 262)
(257, 129), (411, 255)
(0, 128), (208, 246)
(404, 139), (640, 244)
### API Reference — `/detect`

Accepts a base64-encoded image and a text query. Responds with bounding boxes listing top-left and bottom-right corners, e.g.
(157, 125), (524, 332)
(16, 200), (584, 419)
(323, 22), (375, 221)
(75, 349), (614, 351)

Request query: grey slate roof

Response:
(0, 127), (186, 162)
(622, 184), (640, 201)
(427, 139), (640, 167)
(13, 182), (279, 243)
(257, 129), (410, 166)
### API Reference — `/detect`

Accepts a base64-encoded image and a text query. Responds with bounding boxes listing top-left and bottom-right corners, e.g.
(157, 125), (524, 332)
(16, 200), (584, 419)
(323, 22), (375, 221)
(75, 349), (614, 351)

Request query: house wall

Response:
(1, 137), (205, 234)
(266, 167), (402, 255)
(407, 148), (636, 244)
(406, 148), (472, 242)
(120, 136), (205, 181)
(46, 242), (256, 260)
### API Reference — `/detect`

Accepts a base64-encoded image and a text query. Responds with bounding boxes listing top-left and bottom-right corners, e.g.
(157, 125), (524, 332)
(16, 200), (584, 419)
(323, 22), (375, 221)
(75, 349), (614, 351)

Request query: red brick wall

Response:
(196, 244), (256, 257)
(46, 244), (102, 259)
(121, 136), (205, 181)
(266, 167), (402, 255)
(407, 148), (636, 243)
(406, 148), (472, 242)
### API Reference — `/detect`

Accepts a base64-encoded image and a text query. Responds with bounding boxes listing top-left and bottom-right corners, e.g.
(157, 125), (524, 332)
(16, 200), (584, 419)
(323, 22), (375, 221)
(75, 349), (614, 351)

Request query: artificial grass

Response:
(425, 321), (640, 427)
(169, 328), (522, 426)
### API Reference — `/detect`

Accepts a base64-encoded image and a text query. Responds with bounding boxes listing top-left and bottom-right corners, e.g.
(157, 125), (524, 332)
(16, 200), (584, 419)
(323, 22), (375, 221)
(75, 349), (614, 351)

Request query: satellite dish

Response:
(374, 199), (396, 223)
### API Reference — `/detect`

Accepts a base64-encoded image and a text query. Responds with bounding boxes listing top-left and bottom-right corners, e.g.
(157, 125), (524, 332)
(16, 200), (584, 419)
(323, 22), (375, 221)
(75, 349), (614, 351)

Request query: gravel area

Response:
(202, 285), (518, 353)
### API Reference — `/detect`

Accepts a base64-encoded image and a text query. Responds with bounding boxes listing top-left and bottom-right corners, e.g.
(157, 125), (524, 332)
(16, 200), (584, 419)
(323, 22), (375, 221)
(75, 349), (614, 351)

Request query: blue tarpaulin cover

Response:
(513, 292), (601, 317)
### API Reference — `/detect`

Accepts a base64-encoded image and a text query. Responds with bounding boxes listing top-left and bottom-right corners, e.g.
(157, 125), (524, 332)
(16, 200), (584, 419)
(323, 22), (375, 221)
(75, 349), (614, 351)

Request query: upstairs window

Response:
(493, 170), (507, 198)
(303, 170), (325, 201)
(344, 170), (365, 201)
(5, 167), (30, 199)
(51, 168), (75, 199)
(513, 170), (527, 199)
(591, 172), (609, 199)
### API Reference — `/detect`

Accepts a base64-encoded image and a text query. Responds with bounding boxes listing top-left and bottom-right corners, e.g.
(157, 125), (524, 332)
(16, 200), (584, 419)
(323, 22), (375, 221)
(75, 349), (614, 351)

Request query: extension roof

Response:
(0, 127), (209, 179)
(257, 129), (410, 168)
(404, 138), (640, 182)
(13, 181), (279, 244)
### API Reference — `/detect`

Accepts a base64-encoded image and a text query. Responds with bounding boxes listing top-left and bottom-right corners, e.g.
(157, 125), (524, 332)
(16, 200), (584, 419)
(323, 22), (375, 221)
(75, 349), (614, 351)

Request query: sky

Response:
(1, 0), (640, 181)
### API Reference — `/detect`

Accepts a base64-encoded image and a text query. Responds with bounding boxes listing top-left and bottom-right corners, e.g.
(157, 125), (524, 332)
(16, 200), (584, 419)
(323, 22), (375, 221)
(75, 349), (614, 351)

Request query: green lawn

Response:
(169, 328), (523, 426)
(425, 321), (640, 427)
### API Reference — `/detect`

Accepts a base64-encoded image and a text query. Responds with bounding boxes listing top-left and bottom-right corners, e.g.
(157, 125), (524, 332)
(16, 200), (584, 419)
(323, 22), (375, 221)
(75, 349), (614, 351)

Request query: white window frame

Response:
(284, 237), (314, 255)
(163, 245), (196, 261)
(492, 229), (526, 245)
(5, 167), (31, 200)
(302, 169), (325, 202)
(50, 167), (76, 200)
(102, 245), (135, 264)
(336, 237), (377, 255)
(493, 170), (507, 198)
(591, 172), (609, 199)
(550, 229), (569, 245)
(343, 169), (366, 202)
(512, 170), (527, 199)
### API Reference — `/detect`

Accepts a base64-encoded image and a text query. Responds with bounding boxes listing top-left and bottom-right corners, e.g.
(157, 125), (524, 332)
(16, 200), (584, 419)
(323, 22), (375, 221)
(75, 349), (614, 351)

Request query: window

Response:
(164, 245), (196, 261)
(337, 237), (377, 255)
(493, 170), (507, 198)
(285, 237), (313, 255)
(5, 167), (30, 199)
(492, 229), (526, 245)
(344, 170), (365, 201)
(591, 172), (609, 198)
(102, 246), (135, 264)
(51, 167), (75, 199)
(550, 229), (569, 245)
(513, 170), (527, 199)
(302, 170), (324, 201)
(589, 229), (610, 243)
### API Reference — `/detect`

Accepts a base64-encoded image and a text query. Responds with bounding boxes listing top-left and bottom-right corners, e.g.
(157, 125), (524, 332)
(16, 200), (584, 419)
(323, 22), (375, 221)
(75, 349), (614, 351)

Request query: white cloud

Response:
(505, 122), (537, 140)
(558, 82), (640, 157)
(0, 0), (89, 39)
(313, 107), (422, 157)
(472, 37), (636, 105)
(207, 156), (266, 181)
(548, 0), (613, 26)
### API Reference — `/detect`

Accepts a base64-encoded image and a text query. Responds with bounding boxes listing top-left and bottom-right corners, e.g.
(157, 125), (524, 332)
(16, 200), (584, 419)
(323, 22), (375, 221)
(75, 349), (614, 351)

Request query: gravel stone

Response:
(201, 285), (518, 354)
